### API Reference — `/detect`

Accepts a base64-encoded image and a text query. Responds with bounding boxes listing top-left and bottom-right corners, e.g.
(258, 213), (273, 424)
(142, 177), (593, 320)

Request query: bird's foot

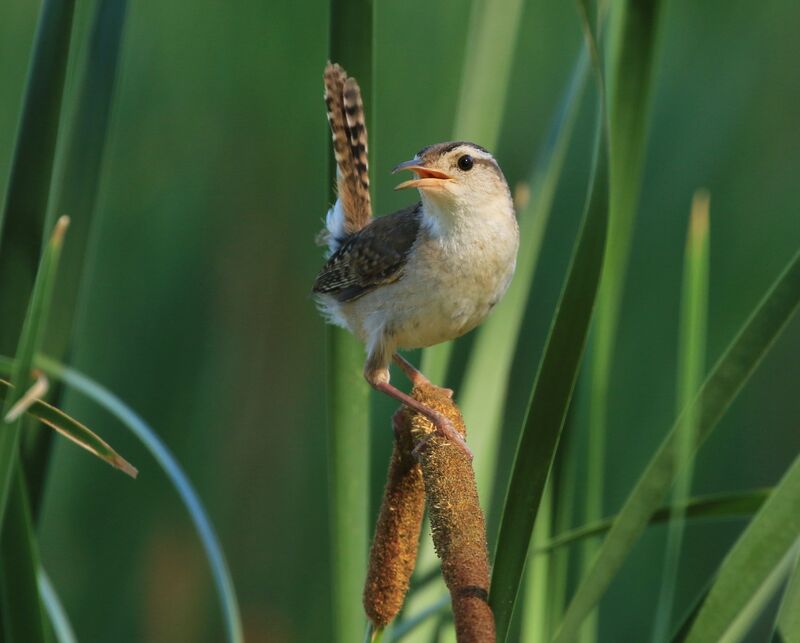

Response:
(392, 353), (453, 398)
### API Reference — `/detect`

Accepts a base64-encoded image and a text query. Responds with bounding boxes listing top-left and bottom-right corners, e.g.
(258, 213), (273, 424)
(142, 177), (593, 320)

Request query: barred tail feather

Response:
(323, 62), (372, 241)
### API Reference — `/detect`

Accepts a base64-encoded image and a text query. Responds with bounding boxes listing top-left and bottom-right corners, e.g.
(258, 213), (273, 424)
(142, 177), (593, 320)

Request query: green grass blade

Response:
(653, 191), (710, 641)
(326, 327), (370, 641)
(0, 379), (136, 477)
(420, 0), (526, 385)
(0, 217), (68, 526)
(669, 578), (712, 643)
(489, 14), (610, 630)
(521, 484), (553, 643)
(328, 1), (373, 640)
(462, 47), (590, 503)
(684, 454), (800, 643)
(0, 468), (47, 643)
(38, 569), (77, 643)
(582, 2), (666, 637)
(553, 247), (800, 643)
(0, 0), (76, 250)
(30, 357), (244, 643)
(44, 0), (129, 360)
(386, 596), (450, 641)
(452, 0), (525, 145)
(536, 489), (769, 554)
(25, 0), (131, 519)
(777, 555), (800, 643)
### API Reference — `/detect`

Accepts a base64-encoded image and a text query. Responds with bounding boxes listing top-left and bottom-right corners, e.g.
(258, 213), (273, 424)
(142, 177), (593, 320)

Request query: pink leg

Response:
(392, 353), (453, 398)
(374, 380), (472, 460)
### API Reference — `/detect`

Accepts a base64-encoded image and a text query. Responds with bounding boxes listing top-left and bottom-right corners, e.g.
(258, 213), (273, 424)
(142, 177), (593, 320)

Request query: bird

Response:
(314, 63), (519, 457)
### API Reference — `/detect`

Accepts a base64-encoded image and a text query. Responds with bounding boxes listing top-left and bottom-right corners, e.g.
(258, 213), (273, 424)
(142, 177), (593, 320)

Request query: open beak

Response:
(392, 159), (453, 191)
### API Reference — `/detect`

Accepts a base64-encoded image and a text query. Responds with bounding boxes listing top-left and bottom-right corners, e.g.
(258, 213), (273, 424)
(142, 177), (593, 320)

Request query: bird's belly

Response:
(388, 253), (515, 350)
(335, 214), (519, 354)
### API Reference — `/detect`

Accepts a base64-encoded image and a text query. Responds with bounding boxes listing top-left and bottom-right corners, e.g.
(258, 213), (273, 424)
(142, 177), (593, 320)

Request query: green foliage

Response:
(489, 10), (610, 634)
(653, 192), (710, 641)
(0, 377), (136, 476)
(0, 219), (68, 525)
(554, 248), (800, 643)
(1, 0), (798, 641)
(684, 453), (800, 642)
(327, 3), (373, 642)
(0, 469), (47, 643)
(583, 2), (666, 638)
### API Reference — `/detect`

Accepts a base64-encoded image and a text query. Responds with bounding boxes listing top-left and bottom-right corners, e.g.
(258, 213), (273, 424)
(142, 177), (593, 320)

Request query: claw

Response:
(412, 415), (473, 461)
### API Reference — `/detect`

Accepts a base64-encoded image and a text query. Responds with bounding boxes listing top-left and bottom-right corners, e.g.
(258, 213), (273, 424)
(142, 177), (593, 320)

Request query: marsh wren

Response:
(314, 63), (519, 457)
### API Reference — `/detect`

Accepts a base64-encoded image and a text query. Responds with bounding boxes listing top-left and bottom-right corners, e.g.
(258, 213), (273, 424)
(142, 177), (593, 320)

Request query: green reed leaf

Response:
(684, 453), (800, 643)
(553, 247), (800, 643)
(489, 10), (610, 631)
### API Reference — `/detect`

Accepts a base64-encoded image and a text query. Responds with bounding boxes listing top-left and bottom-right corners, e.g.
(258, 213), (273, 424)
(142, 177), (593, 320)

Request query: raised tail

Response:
(322, 63), (372, 250)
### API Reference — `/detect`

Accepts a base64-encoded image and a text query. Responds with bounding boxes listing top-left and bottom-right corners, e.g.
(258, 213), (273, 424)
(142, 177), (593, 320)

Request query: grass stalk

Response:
(28, 356), (244, 643)
(0, 218), (68, 526)
(0, 468), (47, 643)
(652, 190), (709, 641)
(38, 568), (78, 643)
(42, 0), (128, 357)
(776, 552), (800, 642)
(463, 47), (590, 505)
(553, 246), (800, 643)
(581, 1), (666, 638)
(25, 0), (129, 523)
(490, 9), (610, 631)
(537, 488), (769, 554)
(520, 483), (553, 642)
(327, 2), (373, 640)
(683, 454), (800, 643)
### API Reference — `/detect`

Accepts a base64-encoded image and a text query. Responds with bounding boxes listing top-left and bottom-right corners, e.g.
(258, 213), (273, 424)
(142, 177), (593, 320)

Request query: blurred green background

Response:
(1, 0), (799, 641)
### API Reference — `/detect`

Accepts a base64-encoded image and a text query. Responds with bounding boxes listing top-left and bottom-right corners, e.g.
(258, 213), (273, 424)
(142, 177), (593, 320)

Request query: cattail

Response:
(363, 409), (426, 628)
(407, 382), (495, 643)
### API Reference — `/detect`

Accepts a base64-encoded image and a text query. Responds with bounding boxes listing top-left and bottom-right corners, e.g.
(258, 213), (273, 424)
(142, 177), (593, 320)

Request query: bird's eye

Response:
(457, 154), (474, 171)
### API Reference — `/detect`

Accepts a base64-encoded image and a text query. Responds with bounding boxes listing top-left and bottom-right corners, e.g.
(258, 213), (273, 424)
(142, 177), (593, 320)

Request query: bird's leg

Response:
(370, 374), (472, 460)
(392, 353), (453, 398)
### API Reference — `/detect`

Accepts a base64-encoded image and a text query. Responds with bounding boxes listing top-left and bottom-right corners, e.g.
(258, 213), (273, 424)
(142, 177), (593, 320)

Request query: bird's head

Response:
(392, 142), (511, 215)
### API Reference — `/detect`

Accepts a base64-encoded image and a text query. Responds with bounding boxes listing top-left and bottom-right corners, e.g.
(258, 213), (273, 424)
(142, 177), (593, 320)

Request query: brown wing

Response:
(313, 204), (422, 302)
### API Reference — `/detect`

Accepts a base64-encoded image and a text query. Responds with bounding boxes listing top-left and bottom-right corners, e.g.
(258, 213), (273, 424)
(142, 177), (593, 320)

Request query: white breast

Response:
(331, 194), (518, 358)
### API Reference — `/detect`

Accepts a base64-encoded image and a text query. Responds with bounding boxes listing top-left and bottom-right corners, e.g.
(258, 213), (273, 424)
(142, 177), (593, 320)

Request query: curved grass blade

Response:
(328, 1), (373, 640)
(0, 468), (47, 643)
(44, 0), (130, 358)
(0, 0), (75, 248)
(385, 595), (450, 642)
(553, 247), (800, 643)
(536, 488), (769, 554)
(29, 357), (244, 643)
(0, 217), (68, 526)
(38, 568), (77, 643)
(26, 0), (131, 518)
(420, 0), (526, 385)
(0, 379), (136, 477)
(777, 555), (800, 643)
(462, 47), (590, 503)
(489, 14), (610, 633)
(582, 2), (667, 636)
(669, 578), (712, 643)
(684, 454), (800, 643)
(653, 191), (710, 642)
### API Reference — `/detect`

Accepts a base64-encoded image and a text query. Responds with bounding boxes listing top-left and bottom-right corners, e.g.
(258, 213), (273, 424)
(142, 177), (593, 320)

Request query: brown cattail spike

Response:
(407, 383), (495, 643)
(363, 410), (426, 628)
